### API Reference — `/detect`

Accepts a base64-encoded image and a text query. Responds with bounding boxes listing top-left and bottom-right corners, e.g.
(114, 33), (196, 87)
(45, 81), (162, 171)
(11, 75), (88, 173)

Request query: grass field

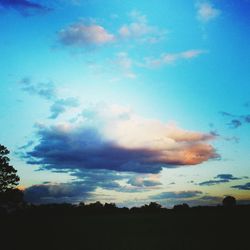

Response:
(1, 207), (249, 250)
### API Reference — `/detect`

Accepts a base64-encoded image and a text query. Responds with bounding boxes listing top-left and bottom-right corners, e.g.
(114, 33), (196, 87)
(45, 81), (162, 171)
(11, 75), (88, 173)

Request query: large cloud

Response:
(23, 104), (218, 174)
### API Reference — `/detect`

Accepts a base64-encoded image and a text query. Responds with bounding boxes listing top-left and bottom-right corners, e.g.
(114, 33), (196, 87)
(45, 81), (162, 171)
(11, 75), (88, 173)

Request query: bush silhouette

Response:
(223, 196), (236, 207)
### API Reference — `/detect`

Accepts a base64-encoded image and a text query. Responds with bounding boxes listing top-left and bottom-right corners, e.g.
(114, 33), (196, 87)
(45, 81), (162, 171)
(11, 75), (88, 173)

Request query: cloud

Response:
(231, 182), (250, 190)
(57, 11), (165, 50)
(58, 22), (115, 48)
(145, 50), (206, 68)
(196, 1), (220, 23)
(114, 52), (137, 79)
(20, 78), (56, 100)
(24, 182), (94, 204)
(199, 179), (228, 186)
(127, 175), (161, 187)
(220, 110), (250, 129)
(215, 174), (241, 180)
(228, 119), (242, 128)
(49, 98), (79, 119)
(22, 104), (218, 175)
(0, 0), (51, 15)
(224, 136), (239, 143)
(118, 11), (166, 43)
(20, 78), (79, 119)
(198, 174), (244, 186)
(150, 191), (203, 200)
(24, 168), (135, 203)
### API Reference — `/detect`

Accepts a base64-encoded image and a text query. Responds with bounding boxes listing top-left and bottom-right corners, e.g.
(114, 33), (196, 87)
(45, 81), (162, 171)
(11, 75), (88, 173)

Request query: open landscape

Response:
(1, 204), (250, 250)
(1, 1), (250, 249)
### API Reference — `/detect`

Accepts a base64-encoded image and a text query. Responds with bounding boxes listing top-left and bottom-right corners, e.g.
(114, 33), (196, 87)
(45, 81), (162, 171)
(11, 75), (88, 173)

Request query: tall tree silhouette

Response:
(0, 144), (20, 192)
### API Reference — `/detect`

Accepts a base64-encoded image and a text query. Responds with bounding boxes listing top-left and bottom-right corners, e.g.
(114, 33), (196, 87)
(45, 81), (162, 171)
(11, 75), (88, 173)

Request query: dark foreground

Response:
(1, 206), (249, 250)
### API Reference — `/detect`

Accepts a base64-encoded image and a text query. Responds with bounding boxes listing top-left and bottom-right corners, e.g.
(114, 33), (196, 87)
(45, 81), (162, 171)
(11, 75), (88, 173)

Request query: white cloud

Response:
(58, 22), (115, 47)
(196, 1), (220, 22)
(118, 10), (166, 43)
(24, 103), (218, 176)
(145, 50), (206, 68)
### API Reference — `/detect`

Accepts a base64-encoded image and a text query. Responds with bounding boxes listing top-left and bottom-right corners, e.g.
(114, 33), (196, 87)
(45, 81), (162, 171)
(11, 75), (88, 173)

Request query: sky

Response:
(0, 0), (250, 207)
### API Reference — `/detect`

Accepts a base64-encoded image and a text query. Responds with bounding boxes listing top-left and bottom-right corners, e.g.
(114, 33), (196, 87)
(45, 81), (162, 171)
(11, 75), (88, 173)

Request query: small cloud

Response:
(224, 136), (239, 143)
(20, 78), (56, 100)
(58, 22), (115, 48)
(220, 111), (234, 117)
(199, 174), (243, 186)
(150, 191), (203, 200)
(145, 50), (206, 68)
(127, 175), (161, 188)
(228, 119), (242, 128)
(118, 10), (166, 43)
(18, 140), (34, 150)
(215, 174), (240, 180)
(20, 78), (79, 119)
(231, 182), (250, 190)
(49, 97), (79, 119)
(196, 1), (220, 23)
(0, 0), (51, 16)
(220, 110), (250, 129)
(199, 179), (229, 186)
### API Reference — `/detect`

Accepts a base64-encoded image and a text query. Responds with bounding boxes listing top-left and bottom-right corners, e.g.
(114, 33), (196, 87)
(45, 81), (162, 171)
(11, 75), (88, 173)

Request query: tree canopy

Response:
(0, 144), (20, 192)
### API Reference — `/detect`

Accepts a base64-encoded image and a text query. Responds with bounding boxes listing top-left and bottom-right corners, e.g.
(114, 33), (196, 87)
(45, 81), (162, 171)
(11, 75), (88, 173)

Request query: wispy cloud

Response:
(150, 191), (203, 200)
(196, 1), (220, 23)
(220, 111), (250, 129)
(0, 0), (51, 15)
(20, 78), (79, 119)
(49, 98), (79, 119)
(231, 182), (250, 190)
(144, 50), (206, 68)
(114, 52), (137, 79)
(118, 10), (166, 43)
(20, 78), (57, 100)
(198, 174), (246, 186)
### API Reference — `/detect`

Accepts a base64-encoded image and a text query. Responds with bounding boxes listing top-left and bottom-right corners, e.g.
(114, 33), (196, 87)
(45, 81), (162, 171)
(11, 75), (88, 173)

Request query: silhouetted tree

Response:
(173, 203), (189, 211)
(0, 188), (23, 204)
(0, 144), (20, 192)
(223, 196), (236, 207)
(87, 201), (103, 209)
(104, 202), (117, 209)
(148, 202), (162, 210)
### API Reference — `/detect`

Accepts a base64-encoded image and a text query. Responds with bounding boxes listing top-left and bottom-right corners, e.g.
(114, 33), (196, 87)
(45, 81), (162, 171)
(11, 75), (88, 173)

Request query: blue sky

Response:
(0, 0), (250, 207)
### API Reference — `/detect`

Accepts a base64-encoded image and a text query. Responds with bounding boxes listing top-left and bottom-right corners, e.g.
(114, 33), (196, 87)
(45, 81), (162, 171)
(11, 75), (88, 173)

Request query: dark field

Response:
(1, 206), (249, 250)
